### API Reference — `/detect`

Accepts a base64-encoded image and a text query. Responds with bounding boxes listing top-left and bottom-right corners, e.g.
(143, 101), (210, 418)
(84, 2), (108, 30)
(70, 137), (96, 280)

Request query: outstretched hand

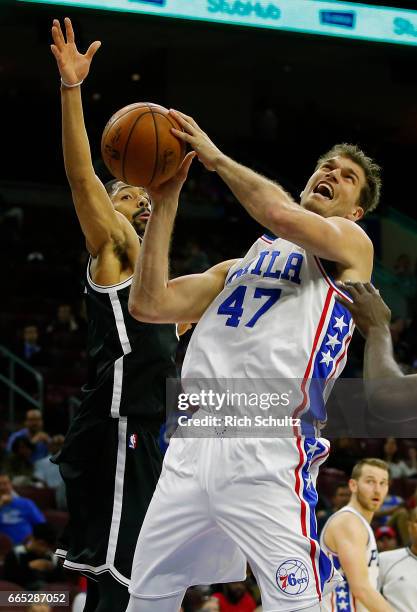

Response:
(169, 109), (223, 172)
(147, 151), (196, 205)
(50, 17), (101, 86)
(335, 281), (391, 338)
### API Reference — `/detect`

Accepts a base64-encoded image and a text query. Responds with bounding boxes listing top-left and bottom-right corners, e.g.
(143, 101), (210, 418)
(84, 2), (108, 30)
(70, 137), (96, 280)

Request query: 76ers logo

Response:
(128, 433), (138, 449)
(276, 559), (309, 596)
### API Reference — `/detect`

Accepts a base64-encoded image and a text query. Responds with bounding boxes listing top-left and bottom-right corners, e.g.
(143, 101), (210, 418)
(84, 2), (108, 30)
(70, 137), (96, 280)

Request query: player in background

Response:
(126, 110), (380, 611)
(320, 458), (393, 612)
(336, 282), (417, 423)
(379, 507), (417, 612)
(50, 18), (193, 612)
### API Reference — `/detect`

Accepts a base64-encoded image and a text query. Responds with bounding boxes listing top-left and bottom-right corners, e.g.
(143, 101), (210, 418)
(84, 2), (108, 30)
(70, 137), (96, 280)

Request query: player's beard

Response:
(356, 488), (380, 512)
(132, 216), (147, 238)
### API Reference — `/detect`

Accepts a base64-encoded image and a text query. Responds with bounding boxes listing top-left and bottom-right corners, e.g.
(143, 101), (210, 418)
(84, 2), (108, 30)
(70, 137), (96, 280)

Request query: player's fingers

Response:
(64, 17), (75, 43)
(52, 25), (64, 51)
(52, 19), (65, 46)
(178, 151), (196, 177)
(364, 282), (378, 295)
(342, 281), (365, 298)
(335, 294), (354, 312)
(85, 41), (101, 60)
(169, 109), (197, 134)
(336, 281), (357, 299)
(171, 108), (197, 126)
(171, 128), (193, 143)
(50, 44), (60, 59)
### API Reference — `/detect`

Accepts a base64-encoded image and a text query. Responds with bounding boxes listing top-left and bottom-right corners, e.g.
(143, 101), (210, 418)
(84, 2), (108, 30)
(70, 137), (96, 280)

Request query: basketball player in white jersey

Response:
(126, 112), (381, 611)
(320, 458), (392, 612)
(379, 507), (417, 611)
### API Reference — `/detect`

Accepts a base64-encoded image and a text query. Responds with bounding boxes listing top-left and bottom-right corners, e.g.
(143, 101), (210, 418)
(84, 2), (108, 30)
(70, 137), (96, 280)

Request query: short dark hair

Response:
(351, 458), (389, 480)
(316, 143), (382, 215)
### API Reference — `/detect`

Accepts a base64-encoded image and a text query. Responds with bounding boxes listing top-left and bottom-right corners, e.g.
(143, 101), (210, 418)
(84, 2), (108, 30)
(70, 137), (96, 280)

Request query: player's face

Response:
(351, 465), (389, 512)
(111, 184), (151, 235)
(25, 410), (43, 434)
(300, 156), (366, 221)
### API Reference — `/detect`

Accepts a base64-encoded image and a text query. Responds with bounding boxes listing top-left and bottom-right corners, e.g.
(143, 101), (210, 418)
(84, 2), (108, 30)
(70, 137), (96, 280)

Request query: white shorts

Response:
(129, 435), (341, 612)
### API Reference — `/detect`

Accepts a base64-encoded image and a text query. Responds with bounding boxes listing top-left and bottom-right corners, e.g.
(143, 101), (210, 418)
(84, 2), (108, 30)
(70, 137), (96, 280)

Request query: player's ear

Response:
(348, 478), (357, 493)
(346, 205), (364, 222)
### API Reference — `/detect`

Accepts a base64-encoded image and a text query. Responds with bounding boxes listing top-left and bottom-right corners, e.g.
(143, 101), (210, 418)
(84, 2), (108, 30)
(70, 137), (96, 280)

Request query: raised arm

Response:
(337, 282), (417, 421)
(169, 110), (372, 275)
(325, 515), (393, 612)
(128, 155), (236, 324)
(51, 18), (126, 255)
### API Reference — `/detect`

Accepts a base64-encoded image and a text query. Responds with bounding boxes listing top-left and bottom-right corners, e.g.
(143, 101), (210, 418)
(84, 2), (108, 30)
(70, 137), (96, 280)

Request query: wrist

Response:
(212, 150), (227, 172)
(366, 322), (391, 337)
(60, 77), (84, 89)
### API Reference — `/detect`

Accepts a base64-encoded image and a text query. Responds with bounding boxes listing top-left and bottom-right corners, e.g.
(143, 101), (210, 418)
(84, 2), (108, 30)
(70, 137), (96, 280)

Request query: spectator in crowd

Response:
(382, 437), (417, 479)
(375, 483), (405, 527)
(379, 507), (417, 611)
(46, 303), (79, 334)
(212, 582), (256, 612)
(0, 472), (45, 544)
(34, 435), (65, 489)
(3, 522), (64, 589)
(17, 324), (47, 366)
(7, 409), (49, 462)
(3, 437), (36, 486)
(375, 526), (399, 553)
(317, 482), (350, 532)
(406, 446), (417, 476)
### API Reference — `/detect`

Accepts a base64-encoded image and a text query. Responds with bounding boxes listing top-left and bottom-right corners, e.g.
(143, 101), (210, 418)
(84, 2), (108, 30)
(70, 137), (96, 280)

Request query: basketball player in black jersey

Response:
(50, 18), (194, 612)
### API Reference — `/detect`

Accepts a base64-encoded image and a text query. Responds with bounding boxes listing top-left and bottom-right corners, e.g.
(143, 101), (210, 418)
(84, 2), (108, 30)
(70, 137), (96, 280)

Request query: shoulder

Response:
(326, 510), (368, 542)
(329, 217), (373, 252)
(380, 548), (408, 567)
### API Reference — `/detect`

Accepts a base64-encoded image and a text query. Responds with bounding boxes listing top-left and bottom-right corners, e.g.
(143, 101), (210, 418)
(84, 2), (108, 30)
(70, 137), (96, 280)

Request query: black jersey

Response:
(56, 261), (178, 464)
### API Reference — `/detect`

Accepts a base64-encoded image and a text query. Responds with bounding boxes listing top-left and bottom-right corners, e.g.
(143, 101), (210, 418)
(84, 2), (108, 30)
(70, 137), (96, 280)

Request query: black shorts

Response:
(56, 415), (163, 586)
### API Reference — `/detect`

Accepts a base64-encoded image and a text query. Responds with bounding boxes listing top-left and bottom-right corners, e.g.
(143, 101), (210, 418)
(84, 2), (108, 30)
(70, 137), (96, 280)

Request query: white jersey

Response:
(182, 234), (354, 435)
(379, 547), (417, 612)
(320, 506), (379, 612)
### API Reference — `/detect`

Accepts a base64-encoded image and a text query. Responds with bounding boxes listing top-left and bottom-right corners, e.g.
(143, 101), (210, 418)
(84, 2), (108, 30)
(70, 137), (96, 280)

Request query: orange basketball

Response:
(101, 102), (186, 188)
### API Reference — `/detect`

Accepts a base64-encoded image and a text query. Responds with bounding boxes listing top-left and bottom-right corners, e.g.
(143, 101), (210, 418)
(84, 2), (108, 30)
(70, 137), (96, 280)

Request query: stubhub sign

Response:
(19, 0), (417, 47)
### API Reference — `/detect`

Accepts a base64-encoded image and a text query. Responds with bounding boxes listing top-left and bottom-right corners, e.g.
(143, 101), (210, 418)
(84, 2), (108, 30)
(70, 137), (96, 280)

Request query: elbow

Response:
(265, 204), (293, 238)
(66, 172), (96, 191)
(128, 298), (159, 323)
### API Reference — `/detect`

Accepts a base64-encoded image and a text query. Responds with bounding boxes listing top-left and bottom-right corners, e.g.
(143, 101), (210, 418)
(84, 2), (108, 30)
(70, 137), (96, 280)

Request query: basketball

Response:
(101, 102), (186, 188)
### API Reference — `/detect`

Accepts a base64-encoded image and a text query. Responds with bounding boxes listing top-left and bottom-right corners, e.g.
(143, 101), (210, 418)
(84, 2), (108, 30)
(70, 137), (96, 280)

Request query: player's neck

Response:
(349, 499), (373, 523)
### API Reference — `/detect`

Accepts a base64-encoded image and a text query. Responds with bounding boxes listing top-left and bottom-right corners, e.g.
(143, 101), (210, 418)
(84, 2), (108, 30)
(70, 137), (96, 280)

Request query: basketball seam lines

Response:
(122, 111), (153, 184)
(149, 106), (159, 186)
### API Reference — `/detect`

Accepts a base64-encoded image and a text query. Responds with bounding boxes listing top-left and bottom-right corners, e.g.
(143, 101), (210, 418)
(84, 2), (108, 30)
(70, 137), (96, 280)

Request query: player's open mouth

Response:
(313, 181), (334, 200)
(133, 209), (151, 221)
